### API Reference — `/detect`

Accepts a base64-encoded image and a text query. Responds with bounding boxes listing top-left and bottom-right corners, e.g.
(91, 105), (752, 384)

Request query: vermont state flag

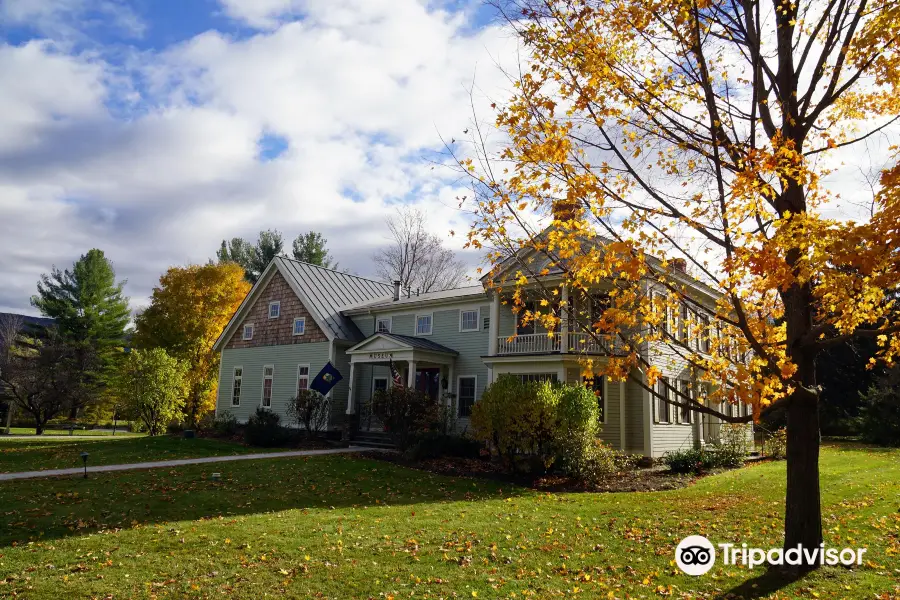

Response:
(310, 361), (343, 396)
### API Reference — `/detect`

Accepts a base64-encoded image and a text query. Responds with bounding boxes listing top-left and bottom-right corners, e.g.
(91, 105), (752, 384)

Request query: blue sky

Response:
(0, 0), (515, 314)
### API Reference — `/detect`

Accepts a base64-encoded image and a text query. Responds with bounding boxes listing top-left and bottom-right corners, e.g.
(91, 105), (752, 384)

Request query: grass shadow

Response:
(723, 565), (810, 599)
(0, 452), (526, 548)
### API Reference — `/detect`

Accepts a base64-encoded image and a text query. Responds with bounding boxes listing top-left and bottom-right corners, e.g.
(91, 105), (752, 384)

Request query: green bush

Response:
(244, 408), (290, 447)
(764, 427), (787, 459)
(471, 376), (560, 473)
(858, 369), (900, 446)
(662, 448), (708, 473)
(709, 423), (752, 467)
(472, 376), (612, 477)
(371, 386), (441, 451)
(212, 410), (239, 437)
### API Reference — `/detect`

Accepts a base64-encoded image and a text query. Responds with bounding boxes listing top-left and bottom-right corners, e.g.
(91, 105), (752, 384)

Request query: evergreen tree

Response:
(216, 230), (284, 283)
(292, 231), (336, 269)
(31, 249), (130, 348)
(30, 249), (130, 413)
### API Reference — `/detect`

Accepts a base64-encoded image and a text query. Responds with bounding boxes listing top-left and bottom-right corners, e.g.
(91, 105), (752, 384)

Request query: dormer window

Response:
(268, 301), (281, 319)
(242, 324), (254, 340)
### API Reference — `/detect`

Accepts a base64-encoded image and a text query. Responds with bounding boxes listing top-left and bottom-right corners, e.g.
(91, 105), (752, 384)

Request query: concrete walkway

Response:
(0, 446), (368, 482)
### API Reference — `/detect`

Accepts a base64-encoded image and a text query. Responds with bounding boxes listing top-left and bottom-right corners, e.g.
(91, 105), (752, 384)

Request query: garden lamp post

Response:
(80, 452), (89, 479)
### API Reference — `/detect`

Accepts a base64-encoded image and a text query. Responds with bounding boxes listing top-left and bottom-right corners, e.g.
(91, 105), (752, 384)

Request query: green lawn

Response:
(0, 435), (281, 473)
(0, 444), (896, 599)
(6, 426), (144, 437)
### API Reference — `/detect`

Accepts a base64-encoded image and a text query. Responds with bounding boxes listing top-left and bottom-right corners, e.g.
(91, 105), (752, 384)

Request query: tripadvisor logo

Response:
(675, 536), (868, 576)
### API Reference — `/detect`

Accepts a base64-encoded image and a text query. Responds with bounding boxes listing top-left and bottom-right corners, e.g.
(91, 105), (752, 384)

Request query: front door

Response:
(415, 368), (441, 401)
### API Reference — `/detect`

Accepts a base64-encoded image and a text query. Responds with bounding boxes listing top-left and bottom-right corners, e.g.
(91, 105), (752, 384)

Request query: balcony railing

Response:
(496, 332), (622, 355)
(497, 332), (561, 354)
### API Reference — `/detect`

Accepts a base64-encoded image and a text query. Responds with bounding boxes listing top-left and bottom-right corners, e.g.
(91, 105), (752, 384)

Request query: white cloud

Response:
(0, 0), (145, 39)
(0, 0), (518, 314)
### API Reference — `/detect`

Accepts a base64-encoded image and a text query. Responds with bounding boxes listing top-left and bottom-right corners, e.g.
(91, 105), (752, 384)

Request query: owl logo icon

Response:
(675, 535), (716, 576)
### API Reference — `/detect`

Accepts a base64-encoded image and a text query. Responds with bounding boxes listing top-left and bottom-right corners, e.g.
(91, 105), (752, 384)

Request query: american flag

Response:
(389, 358), (404, 388)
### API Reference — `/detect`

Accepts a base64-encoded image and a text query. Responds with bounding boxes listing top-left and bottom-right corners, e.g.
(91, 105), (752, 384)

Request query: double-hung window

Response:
(415, 314), (433, 336)
(376, 317), (391, 334)
(297, 365), (310, 395)
(460, 309), (479, 332)
(457, 376), (477, 418)
(262, 366), (274, 408)
(232, 367), (242, 406)
(655, 377), (670, 423)
(293, 317), (306, 336)
(678, 380), (692, 423)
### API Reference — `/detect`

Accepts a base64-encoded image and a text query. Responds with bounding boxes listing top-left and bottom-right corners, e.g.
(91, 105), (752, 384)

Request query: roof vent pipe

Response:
(393, 280), (401, 301)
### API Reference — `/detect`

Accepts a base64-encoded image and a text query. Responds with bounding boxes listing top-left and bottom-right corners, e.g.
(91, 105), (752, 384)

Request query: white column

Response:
(408, 360), (417, 387)
(447, 362), (455, 407)
(345, 362), (356, 415)
(561, 285), (569, 353)
(488, 292), (500, 355)
(642, 371), (654, 457)
(694, 389), (705, 448)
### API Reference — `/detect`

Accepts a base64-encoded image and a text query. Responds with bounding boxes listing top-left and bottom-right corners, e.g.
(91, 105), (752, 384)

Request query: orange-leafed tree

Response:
(461, 0), (900, 565)
(134, 262), (250, 427)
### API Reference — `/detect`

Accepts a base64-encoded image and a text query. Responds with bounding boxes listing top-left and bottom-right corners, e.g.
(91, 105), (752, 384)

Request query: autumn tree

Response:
(373, 206), (468, 293)
(462, 0), (900, 566)
(133, 262), (250, 427)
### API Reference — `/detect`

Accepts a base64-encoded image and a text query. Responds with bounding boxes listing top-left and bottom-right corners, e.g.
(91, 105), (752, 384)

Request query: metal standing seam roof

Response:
(276, 257), (393, 342)
(375, 333), (459, 355)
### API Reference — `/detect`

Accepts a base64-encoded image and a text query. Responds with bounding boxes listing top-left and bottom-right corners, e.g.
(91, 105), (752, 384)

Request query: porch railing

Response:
(495, 332), (621, 355)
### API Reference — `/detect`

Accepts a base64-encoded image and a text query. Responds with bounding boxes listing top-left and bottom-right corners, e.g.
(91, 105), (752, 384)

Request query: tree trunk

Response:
(783, 391), (823, 566)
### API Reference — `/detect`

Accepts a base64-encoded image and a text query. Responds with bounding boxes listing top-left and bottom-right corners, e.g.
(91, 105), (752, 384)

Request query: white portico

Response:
(344, 333), (459, 416)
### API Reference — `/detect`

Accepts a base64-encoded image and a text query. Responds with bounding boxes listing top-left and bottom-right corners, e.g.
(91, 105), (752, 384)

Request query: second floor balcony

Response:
(495, 332), (623, 356)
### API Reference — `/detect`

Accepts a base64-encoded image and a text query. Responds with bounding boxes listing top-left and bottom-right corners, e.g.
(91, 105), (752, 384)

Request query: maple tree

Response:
(461, 0), (900, 564)
(133, 262), (250, 426)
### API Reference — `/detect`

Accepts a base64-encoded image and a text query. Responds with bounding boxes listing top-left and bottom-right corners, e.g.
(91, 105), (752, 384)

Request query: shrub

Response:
(212, 410), (239, 437)
(286, 390), (330, 438)
(371, 386), (440, 451)
(244, 408), (290, 447)
(561, 436), (638, 483)
(765, 427), (787, 459)
(709, 423), (752, 467)
(663, 448), (709, 473)
(858, 369), (900, 446)
(118, 348), (187, 436)
(471, 376), (560, 473)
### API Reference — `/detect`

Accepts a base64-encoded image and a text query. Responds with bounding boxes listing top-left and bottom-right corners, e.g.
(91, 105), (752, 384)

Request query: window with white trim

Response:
(460, 309), (479, 332)
(232, 367), (242, 406)
(415, 314), (433, 335)
(678, 379), (692, 423)
(293, 317), (306, 336)
(373, 376), (388, 397)
(376, 317), (391, 334)
(242, 324), (254, 340)
(458, 375), (477, 418)
(262, 366), (274, 408)
(268, 301), (281, 319)
(655, 377), (670, 423)
(297, 364), (310, 395)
